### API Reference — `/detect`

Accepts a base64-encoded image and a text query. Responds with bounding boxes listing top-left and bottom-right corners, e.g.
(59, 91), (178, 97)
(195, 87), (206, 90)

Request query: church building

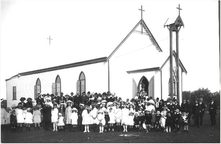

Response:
(6, 5), (187, 107)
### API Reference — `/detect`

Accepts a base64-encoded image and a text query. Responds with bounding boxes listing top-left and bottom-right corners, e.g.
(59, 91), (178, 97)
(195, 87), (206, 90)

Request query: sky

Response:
(1, 0), (220, 99)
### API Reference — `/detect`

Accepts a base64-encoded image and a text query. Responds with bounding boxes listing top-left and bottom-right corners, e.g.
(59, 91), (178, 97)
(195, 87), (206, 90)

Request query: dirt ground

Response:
(1, 113), (220, 143)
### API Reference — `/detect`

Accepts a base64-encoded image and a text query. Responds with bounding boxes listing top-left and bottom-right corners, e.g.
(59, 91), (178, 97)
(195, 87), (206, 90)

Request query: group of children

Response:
(1, 96), (189, 134)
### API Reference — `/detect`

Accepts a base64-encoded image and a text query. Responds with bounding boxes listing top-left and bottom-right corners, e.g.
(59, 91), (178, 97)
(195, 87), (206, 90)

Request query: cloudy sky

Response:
(1, 0), (220, 99)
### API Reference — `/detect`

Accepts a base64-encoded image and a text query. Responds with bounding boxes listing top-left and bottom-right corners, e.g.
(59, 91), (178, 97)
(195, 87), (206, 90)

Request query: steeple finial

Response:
(138, 5), (145, 19)
(177, 4), (182, 16)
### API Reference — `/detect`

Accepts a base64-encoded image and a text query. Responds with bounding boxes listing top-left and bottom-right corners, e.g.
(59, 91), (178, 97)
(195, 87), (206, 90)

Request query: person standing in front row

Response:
(42, 104), (52, 131)
(82, 106), (91, 133)
(192, 100), (200, 128)
(33, 106), (41, 130)
(65, 100), (73, 131)
(209, 98), (217, 127)
(198, 98), (206, 126)
(51, 104), (59, 131)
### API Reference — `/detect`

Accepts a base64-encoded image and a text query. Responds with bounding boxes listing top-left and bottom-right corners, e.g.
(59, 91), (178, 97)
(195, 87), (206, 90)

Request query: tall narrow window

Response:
(34, 78), (41, 99)
(52, 75), (61, 96)
(55, 75), (61, 96)
(77, 72), (86, 95)
(12, 86), (16, 100)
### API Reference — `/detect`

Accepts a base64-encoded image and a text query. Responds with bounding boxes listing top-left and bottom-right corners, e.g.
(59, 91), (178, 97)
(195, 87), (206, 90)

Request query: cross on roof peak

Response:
(177, 4), (182, 16)
(47, 36), (53, 45)
(138, 5), (145, 19)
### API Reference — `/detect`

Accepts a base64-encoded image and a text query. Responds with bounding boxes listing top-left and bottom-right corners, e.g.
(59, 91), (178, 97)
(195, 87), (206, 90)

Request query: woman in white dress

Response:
(121, 103), (129, 132)
(90, 105), (98, 132)
(51, 104), (59, 131)
(16, 104), (25, 132)
(24, 108), (33, 131)
(65, 100), (73, 131)
(82, 106), (91, 133)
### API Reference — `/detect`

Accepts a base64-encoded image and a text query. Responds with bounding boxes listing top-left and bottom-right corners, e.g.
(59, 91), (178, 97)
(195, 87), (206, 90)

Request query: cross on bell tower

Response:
(138, 5), (145, 34)
(177, 4), (182, 16)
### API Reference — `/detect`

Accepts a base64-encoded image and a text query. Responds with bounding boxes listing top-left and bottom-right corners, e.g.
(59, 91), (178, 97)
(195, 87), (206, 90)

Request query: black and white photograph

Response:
(1, 0), (220, 143)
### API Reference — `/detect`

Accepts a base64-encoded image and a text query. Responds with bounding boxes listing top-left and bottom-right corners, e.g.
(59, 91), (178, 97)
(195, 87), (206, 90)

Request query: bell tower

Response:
(164, 4), (184, 102)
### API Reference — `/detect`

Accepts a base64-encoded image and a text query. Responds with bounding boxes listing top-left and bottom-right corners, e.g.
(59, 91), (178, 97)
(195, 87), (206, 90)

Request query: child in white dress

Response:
(16, 104), (24, 132)
(182, 112), (189, 132)
(71, 107), (78, 132)
(57, 113), (65, 131)
(97, 106), (105, 133)
(51, 104), (59, 131)
(160, 107), (167, 132)
(33, 107), (41, 130)
(108, 107), (115, 131)
(24, 108), (33, 131)
(82, 106), (91, 133)
(121, 104), (129, 132)
(114, 104), (122, 132)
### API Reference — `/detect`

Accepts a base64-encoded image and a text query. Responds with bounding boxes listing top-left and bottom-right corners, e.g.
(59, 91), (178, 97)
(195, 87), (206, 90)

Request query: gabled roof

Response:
(6, 57), (107, 81)
(165, 15), (184, 27)
(107, 19), (162, 61)
(164, 15), (184, 32)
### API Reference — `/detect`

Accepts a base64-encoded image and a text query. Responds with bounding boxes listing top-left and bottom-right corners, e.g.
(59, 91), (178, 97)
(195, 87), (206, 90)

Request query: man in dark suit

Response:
(192, 100), (200, 127)
(42, 104), (52, 130)
(209, 98), (217, 126)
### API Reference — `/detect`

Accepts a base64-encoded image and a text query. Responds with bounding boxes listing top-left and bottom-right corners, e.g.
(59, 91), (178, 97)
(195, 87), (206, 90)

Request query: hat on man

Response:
(79, 103), (84, 107)
(66, 100), (73, 103)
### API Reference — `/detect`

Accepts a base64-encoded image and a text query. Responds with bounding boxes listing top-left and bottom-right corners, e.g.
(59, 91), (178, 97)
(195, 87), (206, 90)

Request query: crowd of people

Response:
(1, 90), (218, 134)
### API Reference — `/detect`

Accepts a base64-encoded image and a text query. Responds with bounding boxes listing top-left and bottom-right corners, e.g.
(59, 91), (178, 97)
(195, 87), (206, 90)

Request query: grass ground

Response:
(1, 113), (220, 143)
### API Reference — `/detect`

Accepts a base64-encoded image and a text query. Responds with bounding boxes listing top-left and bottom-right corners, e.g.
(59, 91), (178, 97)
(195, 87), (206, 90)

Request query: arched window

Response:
(34, 78), (41, 99)
(52, 75), (61, 96)
(77, 72), (86, 95)
(138, 76), (149, 95)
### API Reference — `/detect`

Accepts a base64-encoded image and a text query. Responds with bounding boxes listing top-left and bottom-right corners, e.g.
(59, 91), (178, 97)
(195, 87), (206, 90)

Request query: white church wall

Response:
(109, 30), (163, 100)
(154, 71), (161, 100)
(161, 60), (170, 101)
(6, 77), (20, 107)
(6, 62), (108, 107)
